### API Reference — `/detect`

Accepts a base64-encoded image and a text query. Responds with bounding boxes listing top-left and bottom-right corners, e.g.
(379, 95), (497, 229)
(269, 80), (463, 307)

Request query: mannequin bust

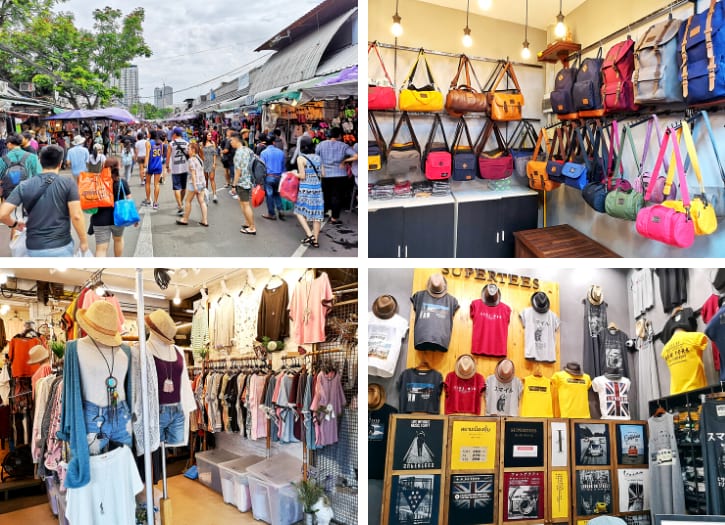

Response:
(483, 284), (500, 306)
(77, 337), (128, 406)
(427, 273), (448, 298)
(145, 310), (183, 401)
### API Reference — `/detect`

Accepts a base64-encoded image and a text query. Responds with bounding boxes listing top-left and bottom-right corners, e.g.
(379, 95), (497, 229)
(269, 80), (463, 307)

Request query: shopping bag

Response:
(78, 168), (113, 211)
(279, 171), (300, 203)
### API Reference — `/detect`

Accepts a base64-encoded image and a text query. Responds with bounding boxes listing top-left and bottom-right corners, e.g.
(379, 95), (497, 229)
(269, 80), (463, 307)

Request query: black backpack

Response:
(1, 445), (33, 481)
(248, 153), (267, 185)
(0, 153), (30, 198)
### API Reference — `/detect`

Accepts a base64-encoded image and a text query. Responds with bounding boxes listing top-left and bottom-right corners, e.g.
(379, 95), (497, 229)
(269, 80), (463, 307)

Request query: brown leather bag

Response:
(485, 60), (525, 121)
(445, 54), (488, 117)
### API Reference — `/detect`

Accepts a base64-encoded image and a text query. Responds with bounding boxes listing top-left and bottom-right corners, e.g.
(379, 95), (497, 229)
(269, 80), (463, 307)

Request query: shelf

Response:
(537, 40), (581, 65)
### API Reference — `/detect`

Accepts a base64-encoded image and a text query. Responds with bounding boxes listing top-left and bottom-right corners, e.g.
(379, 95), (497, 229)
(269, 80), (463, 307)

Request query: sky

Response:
(58, 0), (322, 105)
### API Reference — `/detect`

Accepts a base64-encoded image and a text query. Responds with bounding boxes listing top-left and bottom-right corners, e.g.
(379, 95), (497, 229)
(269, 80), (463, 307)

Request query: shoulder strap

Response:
(368, 41), (393, 85)
(650, 128), (690, 206)
(23, 174), (56, 215)
(612, 125), (639, 183)
(688, 111), (725, 185)
(389, 112), (420, 151)
(680, 120), (706, 195)
(487, 61), (523, 93)
(451, 117), (475, 150)
(425, 114), (449, 152)
(368, 112), (387, 156)
(474, 120), (507, 156)
(116, 179), (127, 201)
(300, 155), (319, 175)
(532, 129), (550, 162)
(402, 49), (436, 88)
(1, 155), (10, 168)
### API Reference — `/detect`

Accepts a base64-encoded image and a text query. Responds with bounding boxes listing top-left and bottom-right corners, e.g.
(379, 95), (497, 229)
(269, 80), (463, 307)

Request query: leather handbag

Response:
(451, 117), (478, 181)
(509, 120), (539, 178)
(445, 54), (488, 117)
(633, 17), (684, 104)
(387, 112), (424, 182)
(399, 49), (444, 112)
(678, 0), (725, 104)
(545, 127), (567, 181)
(602, 37), (639, 113)
(423, 114), (452, 180)
(485, 61), (524, 121)
(368, 112), (386, 172)
(475, 120), (513, 180)
(605, 125), (644, 220)
(368, 42), (397, 110)
(635, 127), (695, 248)
(574, 48), (604, 112)
(526, 129), (561, 191)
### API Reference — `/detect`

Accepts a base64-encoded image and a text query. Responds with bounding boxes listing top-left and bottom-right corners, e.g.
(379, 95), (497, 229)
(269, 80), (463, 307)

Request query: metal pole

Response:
(136, 269), (154, 525)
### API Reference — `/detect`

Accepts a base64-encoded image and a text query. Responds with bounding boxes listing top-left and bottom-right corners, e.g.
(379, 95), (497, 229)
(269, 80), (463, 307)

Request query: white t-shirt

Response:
(630, 269), (654, 318)
(484, 375), (523, 416)
(368, 313), (408, 378)
(66, 446), (144, 525)
(591, 375), (632, 420)
(519, 307), (560, 362)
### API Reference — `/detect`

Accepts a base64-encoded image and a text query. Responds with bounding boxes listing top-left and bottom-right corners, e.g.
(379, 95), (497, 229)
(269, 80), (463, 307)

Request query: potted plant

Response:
(292, 479), (325, 525)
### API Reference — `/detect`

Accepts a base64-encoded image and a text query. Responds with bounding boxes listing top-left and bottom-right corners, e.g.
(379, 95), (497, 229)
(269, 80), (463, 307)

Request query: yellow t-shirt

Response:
(661, 331), (708, 394)
(520, 375), (553, 417)
(551, 370), (591, 418)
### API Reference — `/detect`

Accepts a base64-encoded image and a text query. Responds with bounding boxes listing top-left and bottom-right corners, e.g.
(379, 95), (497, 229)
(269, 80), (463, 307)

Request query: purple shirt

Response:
(153, 352), (183, 404)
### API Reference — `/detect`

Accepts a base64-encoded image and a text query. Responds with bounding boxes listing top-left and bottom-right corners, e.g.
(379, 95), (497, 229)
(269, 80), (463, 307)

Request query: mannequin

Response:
(551, 362), (591, 418)
(483, 284), (500, 306)
(411, 273), (459, 352)
(661, 326), (708, 395)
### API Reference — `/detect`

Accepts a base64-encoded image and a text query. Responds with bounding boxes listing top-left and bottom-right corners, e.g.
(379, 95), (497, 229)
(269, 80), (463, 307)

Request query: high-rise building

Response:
(110, 65), (139, 107)
(154, 85), (173, 108)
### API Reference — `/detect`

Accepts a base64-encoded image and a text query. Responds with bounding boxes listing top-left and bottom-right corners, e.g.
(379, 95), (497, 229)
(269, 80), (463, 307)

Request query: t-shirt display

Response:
(470, 300), (511, 357)
(599, 328), (630, 378)
(443, 371), (486, 415)
(368, 313), (409, 378)
(484, 375), (522, 416)
(583, 301), (608, 378)
(520, 375), (553, 417)
(661, 307), (698, 345)
(368, 403), (398, 480)
(591, 375), (631, 420)
(648, 412), (685, 519)
(630, 268), (654, 318)
(397, 368), (443, 414)
(257, 281), (290, 342)
(655, 269), (688, 314)
(661, 331), (708, 394)
(700, 398), (725, 515)
(519, 307), (559, 362)
(551, 370), (592, 418)
(410, 291), (459, 352)
(289, 272), (333, 344)
(704, 302), (725, 381)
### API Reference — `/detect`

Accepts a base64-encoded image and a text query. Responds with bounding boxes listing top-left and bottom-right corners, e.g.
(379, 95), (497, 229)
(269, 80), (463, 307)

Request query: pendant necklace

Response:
(92, 339), (118, 408)
(151, 340), (175, 393)
(303, 273), (314, 324)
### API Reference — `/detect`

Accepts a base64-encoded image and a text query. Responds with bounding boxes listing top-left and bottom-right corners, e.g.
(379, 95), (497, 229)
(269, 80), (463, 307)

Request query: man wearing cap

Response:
(166, 127), (190, 216)
(368, 295), (408, 377)
(0, 134), (40, 191)
(259, 134), (286, 221)
(65, 134), (90, 178)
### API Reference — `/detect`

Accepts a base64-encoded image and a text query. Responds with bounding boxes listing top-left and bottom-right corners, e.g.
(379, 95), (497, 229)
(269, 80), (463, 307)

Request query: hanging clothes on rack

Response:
(211, 292), (235, 350)
(8, 328), (45, 378)
(257, 279), (290, 342)
(656, 268), (689, 314)
(190, 300), (210, 356)
(289, 271), (333, 344)
(234, 283), (261, 353)
(310, 365), (346, 447)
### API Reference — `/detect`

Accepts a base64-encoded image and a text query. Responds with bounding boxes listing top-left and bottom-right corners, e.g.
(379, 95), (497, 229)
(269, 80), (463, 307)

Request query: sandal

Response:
(310, 240), (320, 248)
(199, 222), (209, 227)
(262, 214), (277, 221)
(301, 235), (314, 245)
(175, 220), (188, 225)
(240, 227), (257, 235)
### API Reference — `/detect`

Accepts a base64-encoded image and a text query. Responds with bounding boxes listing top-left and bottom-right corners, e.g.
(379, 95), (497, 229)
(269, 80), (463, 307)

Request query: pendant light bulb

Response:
(478, 0), (492, 10)
(173, 286), (181, 306)
(391, 13), (403, 37)
(521, 42), (531, 59)
(554, 0), (566, 39)
(463, 27), (473, 48)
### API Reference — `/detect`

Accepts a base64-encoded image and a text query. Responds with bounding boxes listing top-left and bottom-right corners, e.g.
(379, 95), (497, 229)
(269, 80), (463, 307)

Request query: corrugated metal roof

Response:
(315, 44), (358, 76)
(192, 87), (250, 112)
(249, 8), (356, 95)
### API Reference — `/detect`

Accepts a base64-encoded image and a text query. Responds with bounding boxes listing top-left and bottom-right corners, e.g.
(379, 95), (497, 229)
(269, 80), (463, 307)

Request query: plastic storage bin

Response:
(218, 455), (264, 512)
(246, 453), (304, 525)
(195, 448), (239, 494)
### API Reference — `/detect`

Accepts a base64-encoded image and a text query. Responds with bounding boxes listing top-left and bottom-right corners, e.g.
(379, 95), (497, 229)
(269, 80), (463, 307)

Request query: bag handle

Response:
(402, 49), (437, 89)
(425, 114), (450, 152)
(474, 120), (508, 156)
(389, 112), (421, 152)
(487, 60), (522, 93)
(532, 129), (550, 162)
(449, 54), (482, 91)
(116, 179), (126, 201)
(679, 120), (707, 195)
(451, 117), (475, 151)
(686, 111), (725, 185)
(368, 112), (387, 156)
(649, 127), (691, 207)
(368, 41), (393, 86)
(509, 120), (538, 150)
(571, 127), (593, 173)
(612, 124), (639, 184)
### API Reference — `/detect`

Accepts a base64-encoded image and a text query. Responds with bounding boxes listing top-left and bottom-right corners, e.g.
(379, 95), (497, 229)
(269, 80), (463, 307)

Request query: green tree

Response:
(1, 6), (151, 109)
(0, 0), (64, 29)
(130, 102), (173, 121)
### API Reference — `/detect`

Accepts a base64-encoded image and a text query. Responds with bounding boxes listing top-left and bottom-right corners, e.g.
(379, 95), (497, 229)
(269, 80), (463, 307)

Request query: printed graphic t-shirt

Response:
(484, 375), (523, 416)
(411, 291), (459, 352)
(520, 375), (553, 417)
(551, 370), (592, 418)
(443, 372), (486, 415)
(368, 403), (398, 479)
(470, 300), (511, 357)
(661, 331), (708, 395)
(397, 368), (443, 414)
(591, 375), (631, 420)
(368, 313), (409, 378)
(519, 307), (560, 362)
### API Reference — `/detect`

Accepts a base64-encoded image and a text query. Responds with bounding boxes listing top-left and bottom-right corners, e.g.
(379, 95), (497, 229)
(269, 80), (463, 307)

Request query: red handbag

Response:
(423, 114), (452, 180)
(635, 127), (695, 248)
(368, 42), (397, 111)
(279, 171), (299, 203)
(475, 120), (513, 180)
(251, 184), (265, 208)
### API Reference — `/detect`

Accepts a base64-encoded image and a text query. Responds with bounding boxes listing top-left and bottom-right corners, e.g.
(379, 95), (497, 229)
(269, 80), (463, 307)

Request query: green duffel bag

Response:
(605, 188), (644, 221)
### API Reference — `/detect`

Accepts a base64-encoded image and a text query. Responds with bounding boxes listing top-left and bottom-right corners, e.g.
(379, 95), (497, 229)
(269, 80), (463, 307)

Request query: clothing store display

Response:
(700, 397), (725, 515)
(636, 319), (661, 419)
(470, 299), (511, 357)
(648, 412), (686, 520)
(599, 328), (631, 378)
(9, 335), (44, 378)
(368, 383), (386, 411)
(704, 301), (725, 380)
(454, 354), (476, 380)
(310, 370), (345, 447)
(289, 272), (333, 344)
(591, 374), (631, 419)
(234, 284), (261, 353)
(583, 298), (608, 378)
(75, 301), (123, 347)
(368, 403), (397, 480)
(485, 362), (522, 416)
(531, 291), (550, 313)
(630, 269), (655, 318)
(519, 307), (560, 362)
(443, 370), (485, 415)
(257, 280), (290, 342)
(372, 295), (398, 319)
(368, 310), (408, 378)
(661, 307), (698, 344)
(661, 331), (708, 394)
(552, 368), (591, 418)
(80, 288), (125, 333)
(190, 301), (209, 354)
(520, 375), (553, 417)
(411, 289), (459, 352)
(26, 344), (49, 365)
(656, 268), (688, 314)
(397, 368), (443, 414)
(211, 293), (235, 349)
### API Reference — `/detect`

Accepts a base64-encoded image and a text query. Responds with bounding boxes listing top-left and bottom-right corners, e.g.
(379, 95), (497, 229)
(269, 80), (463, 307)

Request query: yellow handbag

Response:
(398, 49), (444, 112)
(661, 121), (717, 235)
(485, 61), (525, 121)
(526, 129), (561, 191)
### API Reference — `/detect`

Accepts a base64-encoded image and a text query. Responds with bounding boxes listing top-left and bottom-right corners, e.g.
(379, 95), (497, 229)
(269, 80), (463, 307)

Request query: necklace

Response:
(91, 339), (118, 407)
(150, 340), (176, 393)
(303, 272), (314, 324)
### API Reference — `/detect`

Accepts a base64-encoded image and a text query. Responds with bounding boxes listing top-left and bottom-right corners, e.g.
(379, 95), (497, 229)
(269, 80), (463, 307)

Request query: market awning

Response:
(46, 107), (138, 123)
(299, 81), (357, 104)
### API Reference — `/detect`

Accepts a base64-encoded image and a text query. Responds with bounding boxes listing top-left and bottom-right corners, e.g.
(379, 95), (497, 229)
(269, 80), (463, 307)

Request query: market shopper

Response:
(87, 144), (106, 173)
(175, 142), (208, 227)
(0, 134), (41, 194)
(167, 127), (189, 216)
(260, 134), (285, 221)
(293, 136), (324, 248)
(220, 128), (235, 188)
(143, 130), (164, 209)
(0, 145), (89, 256)
(315, 127), (357, 224)
(201, 131), (218, 203)
(121, 141), (134, 182)
(66, 135), (89, 178)
(134, 132), (148, 183)
(230, 131), (256, 236)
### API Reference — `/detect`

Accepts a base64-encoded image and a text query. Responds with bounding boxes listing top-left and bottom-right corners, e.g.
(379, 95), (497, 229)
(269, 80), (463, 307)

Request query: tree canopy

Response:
(130, 102), (173, 121)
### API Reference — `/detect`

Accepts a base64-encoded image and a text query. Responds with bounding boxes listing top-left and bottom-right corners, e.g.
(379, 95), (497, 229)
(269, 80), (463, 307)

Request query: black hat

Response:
(531, 292), (550, 313)
(564, 362), (582, 375)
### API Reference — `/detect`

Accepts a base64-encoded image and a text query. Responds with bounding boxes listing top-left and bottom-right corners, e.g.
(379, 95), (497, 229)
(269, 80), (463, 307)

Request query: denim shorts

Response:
(172, 173), (188, 190)
(83, 400), (132, 454)
(27, 240), (74, 257)
(159, 402), (185, 444)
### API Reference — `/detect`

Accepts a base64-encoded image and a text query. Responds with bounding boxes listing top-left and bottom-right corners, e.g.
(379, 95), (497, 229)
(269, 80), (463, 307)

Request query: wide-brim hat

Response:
(372, 295), (398, 320)
(368, 383), (386, 411)
(495, 359), (515, 383)
(635, 318), (647, 339)
(483, 285), (500, 306)
(588, 285), (603, 306)
(145, 309), (177, 344)
(455, 354), (476, 380)
(76, 301), (122, 346)
(72, 135), (85, 146)
(26, 344), (49, 365)
(531, 292), (550, 314)
(427, 274), (447, 298)
(564, 362), (582, 375)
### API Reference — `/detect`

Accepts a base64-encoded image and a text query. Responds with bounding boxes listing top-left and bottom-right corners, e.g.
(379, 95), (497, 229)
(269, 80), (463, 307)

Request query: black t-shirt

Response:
(221, 138), (235, 162)
(368, 403), (397, 479)
(397, 368), (443, 414)
(661, 307), (698, 344)
(656, 268), (688, 314)
(91, 179), (132, 228)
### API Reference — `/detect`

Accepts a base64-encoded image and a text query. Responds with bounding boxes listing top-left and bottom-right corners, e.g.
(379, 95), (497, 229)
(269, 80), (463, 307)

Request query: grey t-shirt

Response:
(411, 291), (459, 352)
(397, 368), (443, 414)
(648, 412), (685, 520)
(484, 375), (523, 416)
(8, 173), (79, 250)
(520, 307), (560, 362)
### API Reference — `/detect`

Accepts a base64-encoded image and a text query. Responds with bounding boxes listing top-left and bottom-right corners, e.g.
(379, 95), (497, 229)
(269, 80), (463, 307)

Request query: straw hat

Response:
(588, 285), (604, 306)
(495, 359), (515, 383)
(72, 135), (85, 146)
(76, 301), (122, 346)
(635, 318), (647, 339)
(455, 354), (477, 380)
(145, 309), (177, 344)
(426, 274), (447, 298)
(26, 345), (49, 365)
(372, 295), (398, 320)
(368, 383), (386, 411)
(564, 362), (582, 375)
(531, 292), (550, 314)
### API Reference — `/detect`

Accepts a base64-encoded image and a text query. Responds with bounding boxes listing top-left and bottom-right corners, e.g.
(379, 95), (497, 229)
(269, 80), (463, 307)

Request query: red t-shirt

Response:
(470, 300), (511, 356)
(701, 294), (721, 371)
(443, 371), (486, 415)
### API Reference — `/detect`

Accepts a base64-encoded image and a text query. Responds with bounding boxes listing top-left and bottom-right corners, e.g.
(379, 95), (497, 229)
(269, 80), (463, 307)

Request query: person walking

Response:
(134, 132), (148, 184)
(220, 129), (235, 189)
(121, 141), (134, 182)
(315, 127), (357, 225)
(0, 134), (41, 192)
(166, 127), (189, 216)
(230, 131), (256, 236)
(65, 135), (89, 178)
(201, 131), (218, 203)
(87, 144), (106, 173)
(175, 142), (208, 227)
(143, 130), (164, 209)
(89, 157), (137, 257)
(0, 145), (88, 256)
(260, 135), (286, 221)
(293, 136), (324, 248)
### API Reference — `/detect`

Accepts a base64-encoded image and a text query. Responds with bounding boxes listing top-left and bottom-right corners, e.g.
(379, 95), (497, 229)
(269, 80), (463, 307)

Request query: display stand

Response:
(548, 419), (571, 525)
(612, 421), (650, 525)
(570, 419), (616, 524)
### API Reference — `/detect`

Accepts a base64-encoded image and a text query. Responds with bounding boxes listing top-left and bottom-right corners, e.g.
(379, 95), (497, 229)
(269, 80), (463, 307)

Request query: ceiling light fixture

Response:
(479, 0), (492, 10)
(555, 0), (567, 39)
(521, 0), (531, 59)
(391, 0), (403, 37)
(462, 0), (473, 48)
(173, 286), (181, 306)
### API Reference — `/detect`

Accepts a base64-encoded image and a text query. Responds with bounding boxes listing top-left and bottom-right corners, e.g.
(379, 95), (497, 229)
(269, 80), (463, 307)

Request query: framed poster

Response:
(624, 514), (652, 525)
(616, 424), (647, 465)
(503, 420), (545, 468)
(448, 473), (495, 525)
(450, 420), (497, 471)
(502, 471), (545, 521)
(550, 421), (568, 467)
(574, 422), (611, 466)
(575, 469), (612, 516)
(393, 418), (445, 471)
(550, 470), (569, 519)
(617, 469), (649, 512)
(390, 474), (441, 525)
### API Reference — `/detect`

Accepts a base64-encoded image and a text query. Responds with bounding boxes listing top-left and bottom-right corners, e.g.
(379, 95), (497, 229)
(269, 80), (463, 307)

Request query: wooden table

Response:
(513, 224), (621, 258)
